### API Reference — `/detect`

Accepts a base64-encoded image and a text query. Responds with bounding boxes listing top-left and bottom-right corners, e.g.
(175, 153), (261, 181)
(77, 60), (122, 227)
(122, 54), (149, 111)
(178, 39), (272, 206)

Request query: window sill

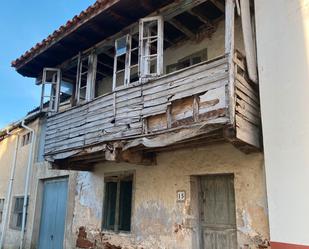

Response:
(101, 230), (132, 237)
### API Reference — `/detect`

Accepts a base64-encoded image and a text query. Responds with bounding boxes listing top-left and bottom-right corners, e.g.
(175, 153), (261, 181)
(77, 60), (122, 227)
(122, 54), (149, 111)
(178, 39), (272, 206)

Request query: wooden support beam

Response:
(107, 10), (132, 26)
(211, 0), (225, 12)
(72, 32), (93, 46)
(97, 60), (113, 69)
(225, 0), (236, 125)
(58, 0), (211, 70)
(168, 19), (195, 38)
(187, 9), (214, 28)
(239, 0), (258, 83)
(162, 0), (210, 20)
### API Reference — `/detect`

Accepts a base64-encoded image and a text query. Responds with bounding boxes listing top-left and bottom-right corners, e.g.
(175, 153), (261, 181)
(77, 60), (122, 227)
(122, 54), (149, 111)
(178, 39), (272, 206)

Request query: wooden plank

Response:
(235, 80), (259, 103)
(143, 71), (228, 102)
(236, 74), (257, 96)
(142, 58), (228, 92)
(169, 78), (228, 101)
(235, 115), (260, 148)
(235, 89), (259, 107)
(236, 106), (260, 126)
(142, 103), (169, 117)
(236, 99), (260, 117)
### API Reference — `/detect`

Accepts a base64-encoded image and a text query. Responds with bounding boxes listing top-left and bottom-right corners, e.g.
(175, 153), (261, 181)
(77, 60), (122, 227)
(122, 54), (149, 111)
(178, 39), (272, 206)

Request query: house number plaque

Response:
(177, 190), (186, 202)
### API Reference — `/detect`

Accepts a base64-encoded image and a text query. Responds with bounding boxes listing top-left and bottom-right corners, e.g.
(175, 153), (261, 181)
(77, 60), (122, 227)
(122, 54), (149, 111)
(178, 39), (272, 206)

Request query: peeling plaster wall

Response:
(72, 143), (269, 249)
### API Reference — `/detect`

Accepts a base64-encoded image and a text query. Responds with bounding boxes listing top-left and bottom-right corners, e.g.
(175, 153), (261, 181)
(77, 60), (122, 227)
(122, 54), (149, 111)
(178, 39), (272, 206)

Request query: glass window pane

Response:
(118, 180), (133, 231)
(116, 36), (127, 56)
(103, 182), (117, 230)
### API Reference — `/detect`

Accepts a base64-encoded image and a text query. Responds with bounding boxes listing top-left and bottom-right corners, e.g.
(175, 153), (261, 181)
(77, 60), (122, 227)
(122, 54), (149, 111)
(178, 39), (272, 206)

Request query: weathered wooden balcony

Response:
(45, 52), (261, 170)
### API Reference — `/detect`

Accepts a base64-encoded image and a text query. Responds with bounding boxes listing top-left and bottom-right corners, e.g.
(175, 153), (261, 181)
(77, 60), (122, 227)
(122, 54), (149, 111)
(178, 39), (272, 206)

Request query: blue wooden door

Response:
(38, 178), (68, 249)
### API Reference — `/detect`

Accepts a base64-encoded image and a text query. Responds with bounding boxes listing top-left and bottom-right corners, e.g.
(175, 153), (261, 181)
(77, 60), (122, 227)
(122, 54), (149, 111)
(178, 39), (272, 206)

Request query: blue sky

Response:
(0, 0), (96, 128)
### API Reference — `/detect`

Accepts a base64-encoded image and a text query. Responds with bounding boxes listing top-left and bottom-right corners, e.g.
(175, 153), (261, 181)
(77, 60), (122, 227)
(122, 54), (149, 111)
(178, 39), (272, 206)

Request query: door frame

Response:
(191, 173), (238, 249)
(30, 175), (75, 249)
(37, 177), (69, 249)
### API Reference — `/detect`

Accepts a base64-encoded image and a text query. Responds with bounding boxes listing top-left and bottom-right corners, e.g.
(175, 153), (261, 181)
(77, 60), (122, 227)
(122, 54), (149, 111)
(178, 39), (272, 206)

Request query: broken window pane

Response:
(60, 81), (73, 103)
(115, 36), (127, 56)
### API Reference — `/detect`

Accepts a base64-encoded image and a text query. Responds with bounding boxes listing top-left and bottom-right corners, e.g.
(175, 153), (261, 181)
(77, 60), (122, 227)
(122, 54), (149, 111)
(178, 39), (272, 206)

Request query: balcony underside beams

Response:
(49, 121), (228, 170)
(48, 120), (259, 171)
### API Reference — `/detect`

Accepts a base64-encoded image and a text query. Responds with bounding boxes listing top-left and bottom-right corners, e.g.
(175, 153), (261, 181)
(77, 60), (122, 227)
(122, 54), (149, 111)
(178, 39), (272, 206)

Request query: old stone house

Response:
(1, 0), (308, 249)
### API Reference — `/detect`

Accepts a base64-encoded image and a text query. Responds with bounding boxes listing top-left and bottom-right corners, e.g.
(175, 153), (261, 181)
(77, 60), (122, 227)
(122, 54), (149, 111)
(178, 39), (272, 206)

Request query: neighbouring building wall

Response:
(0, 121), (39, 249)
(0, 132), (19, 240)
(255, 0), (309, 248)
(72, 143), (269, 249)
(0, 118), (76, 249)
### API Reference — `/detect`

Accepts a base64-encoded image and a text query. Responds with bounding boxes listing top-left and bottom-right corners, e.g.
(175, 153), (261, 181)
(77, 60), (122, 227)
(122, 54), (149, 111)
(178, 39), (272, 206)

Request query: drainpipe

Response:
(0, 131), (20, 249)
(19, 120), (36, 249)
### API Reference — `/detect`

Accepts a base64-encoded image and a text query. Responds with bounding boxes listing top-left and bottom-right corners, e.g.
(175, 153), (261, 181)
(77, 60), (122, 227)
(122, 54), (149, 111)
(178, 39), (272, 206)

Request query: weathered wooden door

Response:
(38, 178), (68, 249)
(199, 175), (237, 249)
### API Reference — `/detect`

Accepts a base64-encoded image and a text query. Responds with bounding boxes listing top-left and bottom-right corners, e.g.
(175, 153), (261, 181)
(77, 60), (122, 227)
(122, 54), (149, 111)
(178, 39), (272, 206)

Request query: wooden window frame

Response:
(102, 173), (134, 233)
(10, 196), (28, 231)
(21, 132), (32, 147)
(138, 16), (164, 80)
(40, 68), (61, 113)
(112, 34), (132, 90)
(75, 52), (97, 104)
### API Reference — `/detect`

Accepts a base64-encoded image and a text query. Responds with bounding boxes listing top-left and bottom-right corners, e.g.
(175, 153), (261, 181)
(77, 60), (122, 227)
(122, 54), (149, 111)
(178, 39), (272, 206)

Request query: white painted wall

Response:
(255, 0), (309, 246)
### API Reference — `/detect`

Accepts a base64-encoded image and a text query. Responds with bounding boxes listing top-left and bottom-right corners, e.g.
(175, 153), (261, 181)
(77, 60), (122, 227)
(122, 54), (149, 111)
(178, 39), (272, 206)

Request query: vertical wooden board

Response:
(236, 115), (260, 148)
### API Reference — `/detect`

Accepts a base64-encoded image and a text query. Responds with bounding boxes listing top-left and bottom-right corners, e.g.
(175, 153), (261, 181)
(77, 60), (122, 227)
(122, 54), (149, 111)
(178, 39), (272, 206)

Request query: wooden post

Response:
(225, 0), (236, 126)
(240, 0), (258, 83)
(86, 52), (97, 101)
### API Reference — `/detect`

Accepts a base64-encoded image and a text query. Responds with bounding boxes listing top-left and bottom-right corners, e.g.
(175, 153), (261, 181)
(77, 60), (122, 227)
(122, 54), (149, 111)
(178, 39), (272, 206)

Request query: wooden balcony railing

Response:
(44, 52), (261, 169)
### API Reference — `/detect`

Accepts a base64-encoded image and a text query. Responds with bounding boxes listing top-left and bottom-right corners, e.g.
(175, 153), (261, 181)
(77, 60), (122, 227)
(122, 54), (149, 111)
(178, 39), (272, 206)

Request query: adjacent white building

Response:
(255, 0), (309, 248)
